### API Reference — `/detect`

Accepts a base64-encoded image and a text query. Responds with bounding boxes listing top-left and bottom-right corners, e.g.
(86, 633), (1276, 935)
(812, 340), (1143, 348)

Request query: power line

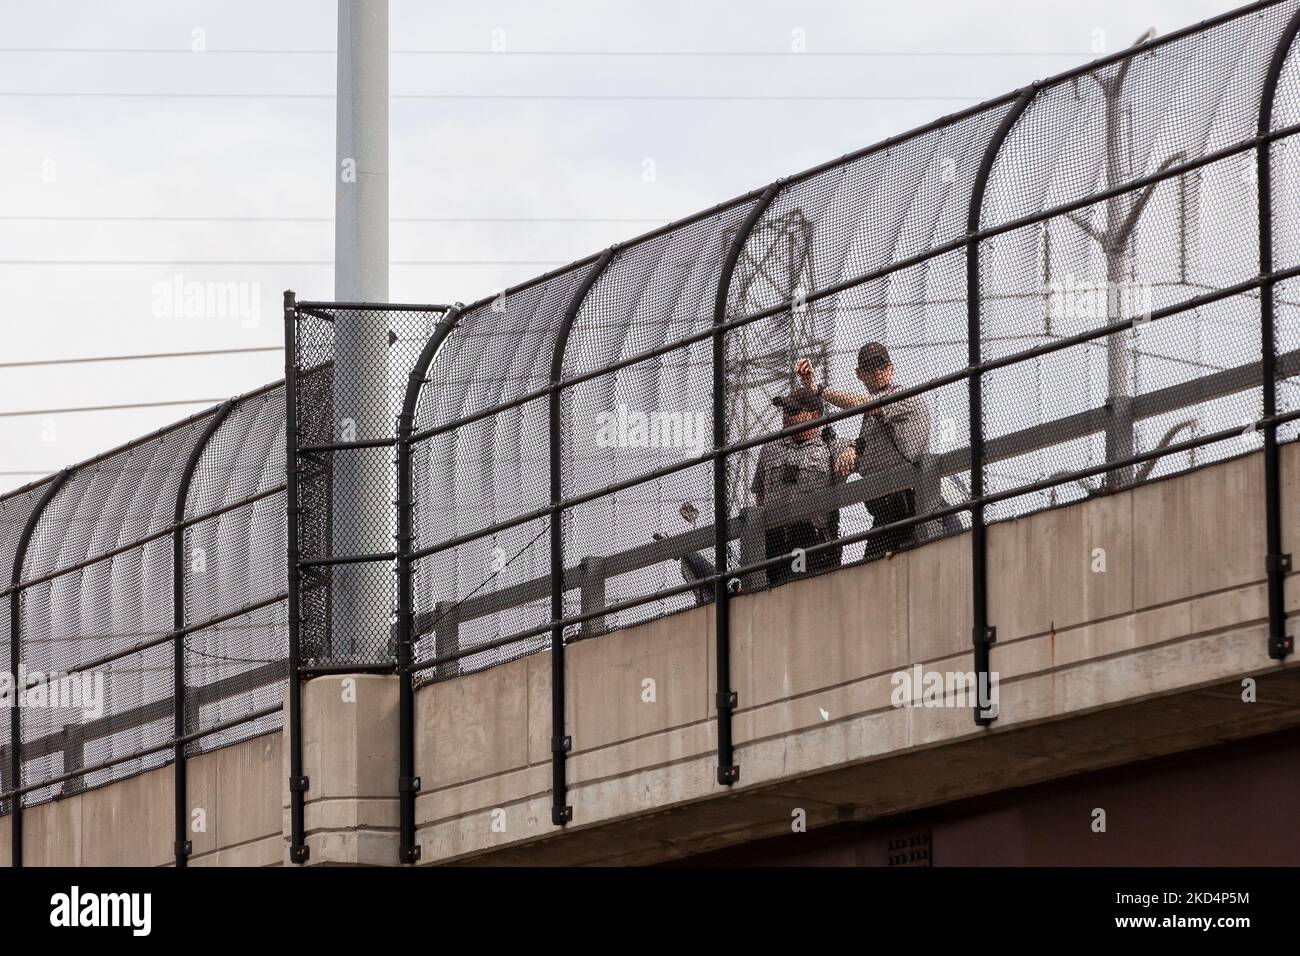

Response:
(0, 47), (1089, 57)
(0, 399), (223, 419)
(0, 92), (982, 102)
(0, 215), (669, 223)
(0, 346), (280, 370)
(0, 259), (568, 266)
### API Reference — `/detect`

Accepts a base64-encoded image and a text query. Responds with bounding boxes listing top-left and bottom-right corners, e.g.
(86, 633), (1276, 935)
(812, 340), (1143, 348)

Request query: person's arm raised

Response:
(794, 358), (871, 410)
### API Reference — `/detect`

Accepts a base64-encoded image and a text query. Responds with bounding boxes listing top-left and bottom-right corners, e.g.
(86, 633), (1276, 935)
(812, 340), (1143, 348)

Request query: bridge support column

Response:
(284, 674), (401, 865)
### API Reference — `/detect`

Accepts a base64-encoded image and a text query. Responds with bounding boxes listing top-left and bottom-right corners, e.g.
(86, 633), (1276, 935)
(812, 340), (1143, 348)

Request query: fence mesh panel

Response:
(0, 479), (56, 816)
(0, 379), (289, 814)
(404, 1), (1300, 686)
(559, 203), (755, 631)
(291, 306), (442, 670)
(16, 419), (203, 804)
(409, 270), (595, 680)
(184, 386), (288, 754)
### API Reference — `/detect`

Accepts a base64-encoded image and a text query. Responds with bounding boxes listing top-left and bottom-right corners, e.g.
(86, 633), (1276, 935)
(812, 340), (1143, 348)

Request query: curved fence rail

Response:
(0, 382), (289, 867)
(4, 0), (1298, 868)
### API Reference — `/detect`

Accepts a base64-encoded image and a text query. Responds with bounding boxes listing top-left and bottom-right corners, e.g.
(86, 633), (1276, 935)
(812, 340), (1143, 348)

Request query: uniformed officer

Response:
(797, 342), (931, 560)
(751, 387), (851, 587)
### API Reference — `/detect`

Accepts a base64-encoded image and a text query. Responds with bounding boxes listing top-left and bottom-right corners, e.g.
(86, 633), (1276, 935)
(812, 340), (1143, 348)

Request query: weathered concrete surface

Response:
(412, 444), (1300, 865)
(191, 733), (282, 867)
(5, 444), (1297, 866)
(5, 732), (281, 867)
(289, 674), (399, 865)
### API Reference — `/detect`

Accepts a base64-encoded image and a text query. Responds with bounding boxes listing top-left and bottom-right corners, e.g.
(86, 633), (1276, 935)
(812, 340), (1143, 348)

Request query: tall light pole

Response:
(333, 0), (389, 660)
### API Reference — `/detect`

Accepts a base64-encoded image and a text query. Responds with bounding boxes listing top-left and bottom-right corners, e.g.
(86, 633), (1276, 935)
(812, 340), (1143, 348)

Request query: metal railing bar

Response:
(297, 551), (397, 568)
(16, 592), (288, 688)
(0, 702), (284, 802)
(299, 438), (397, 452)
(410, 410), (1292, 674)
(411, 348), (1300, 638)
(0, 483), (288, 600)
(295, 301), (451, 312)
(408, 264), (1300, 565)
(1, 660), (286, 770)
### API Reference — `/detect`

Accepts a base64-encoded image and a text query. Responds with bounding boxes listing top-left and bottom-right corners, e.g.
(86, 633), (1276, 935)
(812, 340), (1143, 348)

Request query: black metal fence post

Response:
(1259, 10), (1300, 661)
(8, 469), (68, 868)
(172, 399), (235, 868)
(396, 305), (461, 864)
(284, 290), (309, 864)
(549, 248), (615, 825)
(712, 184), (779, 785)
(967, 88), (1036, 726)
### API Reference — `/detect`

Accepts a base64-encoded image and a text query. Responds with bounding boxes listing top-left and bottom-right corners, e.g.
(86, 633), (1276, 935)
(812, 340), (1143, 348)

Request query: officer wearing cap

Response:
(796, 342), (931, 560)
(751, 386), (851, 587)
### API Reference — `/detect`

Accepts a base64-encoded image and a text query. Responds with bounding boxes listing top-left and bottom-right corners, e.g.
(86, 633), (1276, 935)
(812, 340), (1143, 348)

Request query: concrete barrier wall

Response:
(411, 443), (1300, 864)
(2, 731), (282, 867)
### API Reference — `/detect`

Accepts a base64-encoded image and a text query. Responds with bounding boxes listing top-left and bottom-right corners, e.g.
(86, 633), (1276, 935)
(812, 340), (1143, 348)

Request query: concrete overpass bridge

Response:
(5, 439), (1299, 864)
(3, 0), (1300, 867)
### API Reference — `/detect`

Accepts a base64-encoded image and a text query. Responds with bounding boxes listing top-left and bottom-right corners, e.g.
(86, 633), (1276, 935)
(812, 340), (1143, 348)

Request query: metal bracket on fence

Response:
(552, 732), (575, 824)
(715, 691), (740, 784)
(1268, 553), (1294, 657)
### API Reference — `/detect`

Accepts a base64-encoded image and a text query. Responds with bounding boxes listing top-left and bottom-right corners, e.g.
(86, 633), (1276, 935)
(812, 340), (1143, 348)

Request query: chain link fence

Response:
(388, 0), (1300, 684)
(0, 381), (289, 864)
(5, 0), (1300, 865)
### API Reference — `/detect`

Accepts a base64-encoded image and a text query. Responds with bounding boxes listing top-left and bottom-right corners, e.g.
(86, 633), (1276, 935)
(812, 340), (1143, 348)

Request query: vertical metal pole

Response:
(335, 0), (389, 303)
(549, 249), (615, 826)
(172, 399), (235, 868)
(333, 0), (390, 663)
(713, 185), (779, 785)
(1259, 12), (1300, 660)
(284, 290), (310, 864)
(396, 306), (461, 863)
(8, 469), (68, 868)
(968, 89), (1036, 727)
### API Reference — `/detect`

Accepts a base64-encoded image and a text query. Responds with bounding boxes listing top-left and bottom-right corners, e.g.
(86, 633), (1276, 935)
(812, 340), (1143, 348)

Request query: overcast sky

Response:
(0, 0), (1240, 493)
